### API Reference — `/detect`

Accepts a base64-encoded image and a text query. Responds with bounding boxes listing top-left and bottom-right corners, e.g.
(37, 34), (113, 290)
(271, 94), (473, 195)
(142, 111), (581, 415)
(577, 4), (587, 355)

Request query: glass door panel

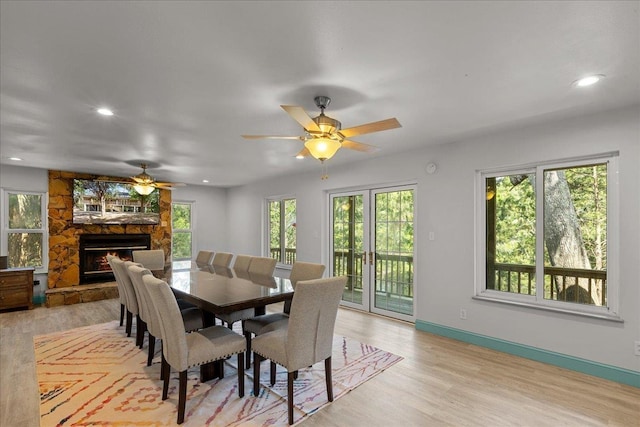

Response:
(372, 188), (414, 319)
(331, 193), (369, 310)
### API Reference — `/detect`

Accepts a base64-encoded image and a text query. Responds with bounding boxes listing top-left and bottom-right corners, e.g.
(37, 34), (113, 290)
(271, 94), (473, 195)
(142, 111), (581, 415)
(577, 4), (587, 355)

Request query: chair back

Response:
(247, 256), (277, 276)
(195, 250), (215, 265)
(285, 276), (347, 371)
(132, 249), (165, 271)
(233, 255), (252, 271)
(212, 252), (233, 268)
(289, 261), (326, 287)
(284, 261), (326, 313)
(107, 255), (127, 305)
(127, 264), (156, 335)
(110, 257), (139, 315)
(143, 274), (189, 371)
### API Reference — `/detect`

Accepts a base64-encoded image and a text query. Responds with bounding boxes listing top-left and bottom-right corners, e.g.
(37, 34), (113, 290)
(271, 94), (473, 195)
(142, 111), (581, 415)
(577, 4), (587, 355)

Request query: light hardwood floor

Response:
(1, 299), (638, 426)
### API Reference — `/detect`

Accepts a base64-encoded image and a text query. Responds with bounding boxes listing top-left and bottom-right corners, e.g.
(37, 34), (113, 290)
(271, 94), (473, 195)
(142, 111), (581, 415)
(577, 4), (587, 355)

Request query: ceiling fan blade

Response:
(281, 105), (321, 132)
(241, 135), (304, 140)
(338, 118), (401, 138)
(341, 139), (379, 153)
(295, 147), (311, 158)
(154, 182), (186, 188)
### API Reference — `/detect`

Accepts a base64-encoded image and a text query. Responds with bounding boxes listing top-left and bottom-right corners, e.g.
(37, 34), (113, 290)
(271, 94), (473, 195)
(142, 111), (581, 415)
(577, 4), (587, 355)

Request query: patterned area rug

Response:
(35, 321), (402, 426)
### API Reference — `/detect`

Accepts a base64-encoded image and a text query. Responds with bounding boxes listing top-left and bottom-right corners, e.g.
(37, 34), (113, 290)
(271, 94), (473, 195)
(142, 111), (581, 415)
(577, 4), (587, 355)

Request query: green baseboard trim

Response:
(415, 320), (639, 388)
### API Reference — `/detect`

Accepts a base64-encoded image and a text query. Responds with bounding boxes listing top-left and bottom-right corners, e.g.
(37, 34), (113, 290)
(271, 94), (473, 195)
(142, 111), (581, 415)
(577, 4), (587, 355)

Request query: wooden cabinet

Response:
(0, 268), (34, 311)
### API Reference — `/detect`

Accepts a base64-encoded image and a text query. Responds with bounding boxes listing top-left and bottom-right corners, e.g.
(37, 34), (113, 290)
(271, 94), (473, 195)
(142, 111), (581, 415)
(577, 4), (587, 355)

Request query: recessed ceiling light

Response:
(96, 107), (114, 116)
(295, 154), (305, 159)
(9, 157), (22, 161)
(202, 179), (209, 183)
(574, 74), (605, 87)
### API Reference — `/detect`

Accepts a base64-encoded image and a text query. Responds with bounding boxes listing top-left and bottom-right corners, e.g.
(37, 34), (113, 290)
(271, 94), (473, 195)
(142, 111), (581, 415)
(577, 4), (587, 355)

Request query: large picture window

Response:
(267, 197), (296, 265)
(2, 190), (47, 272)
(477, 155), (617, 318)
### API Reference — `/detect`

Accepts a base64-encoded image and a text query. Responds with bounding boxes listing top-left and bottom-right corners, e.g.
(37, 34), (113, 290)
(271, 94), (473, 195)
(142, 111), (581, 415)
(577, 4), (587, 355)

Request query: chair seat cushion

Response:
(217, 308), (254, 324)
(244, 313), (289, 335)
(186, 326), (246, 368)
(252, 329), (289, 368)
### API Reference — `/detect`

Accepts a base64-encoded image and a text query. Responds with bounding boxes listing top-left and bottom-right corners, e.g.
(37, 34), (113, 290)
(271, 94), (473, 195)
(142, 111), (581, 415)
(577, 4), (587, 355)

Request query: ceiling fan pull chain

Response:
(321, 161), (329, 180)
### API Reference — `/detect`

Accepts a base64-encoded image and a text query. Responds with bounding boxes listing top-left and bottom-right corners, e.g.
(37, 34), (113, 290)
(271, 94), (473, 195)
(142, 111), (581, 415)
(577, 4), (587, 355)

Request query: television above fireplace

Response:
(72, 179), (160, 225)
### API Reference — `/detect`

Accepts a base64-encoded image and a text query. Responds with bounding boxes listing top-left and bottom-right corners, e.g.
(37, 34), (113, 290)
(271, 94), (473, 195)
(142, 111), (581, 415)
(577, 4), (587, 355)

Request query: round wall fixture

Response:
(426, 162), (437, 174)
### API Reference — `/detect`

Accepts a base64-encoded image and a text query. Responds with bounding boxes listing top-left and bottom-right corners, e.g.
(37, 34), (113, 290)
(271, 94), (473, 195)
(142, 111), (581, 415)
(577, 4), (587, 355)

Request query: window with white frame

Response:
(172, 202), (193, 260)
(267, 197), (296, 266)
(2, 190), (47, 272)
(477, 154), (618, 317)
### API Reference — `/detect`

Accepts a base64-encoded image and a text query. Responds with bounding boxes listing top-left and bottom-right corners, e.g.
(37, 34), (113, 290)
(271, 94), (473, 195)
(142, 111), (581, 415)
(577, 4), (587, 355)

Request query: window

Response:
(2, 190), (47, 272)
(477, 155), (618, 318)
(267, 197), (296, 265)
(172, 202), (193, 260)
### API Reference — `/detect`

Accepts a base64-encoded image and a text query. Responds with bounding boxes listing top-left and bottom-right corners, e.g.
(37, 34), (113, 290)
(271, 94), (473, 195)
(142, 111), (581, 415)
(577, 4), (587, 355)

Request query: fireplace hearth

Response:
(79, 234), (151, 283)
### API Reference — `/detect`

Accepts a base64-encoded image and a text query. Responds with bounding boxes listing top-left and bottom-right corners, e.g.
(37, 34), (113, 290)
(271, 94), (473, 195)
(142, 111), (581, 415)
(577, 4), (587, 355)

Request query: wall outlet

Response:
(459, 309), (467, 320)
(634, 341), (640, 356)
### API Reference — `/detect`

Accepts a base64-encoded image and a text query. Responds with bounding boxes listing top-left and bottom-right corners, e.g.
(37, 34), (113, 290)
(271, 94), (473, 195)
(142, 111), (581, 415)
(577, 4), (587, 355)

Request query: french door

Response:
(330, 185), (415, 322)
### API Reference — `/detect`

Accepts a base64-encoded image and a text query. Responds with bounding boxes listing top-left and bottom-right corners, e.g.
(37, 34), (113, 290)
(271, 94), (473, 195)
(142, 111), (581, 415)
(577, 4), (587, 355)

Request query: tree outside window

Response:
(172, 202), (192, 260)
(4, 191), (46, 270)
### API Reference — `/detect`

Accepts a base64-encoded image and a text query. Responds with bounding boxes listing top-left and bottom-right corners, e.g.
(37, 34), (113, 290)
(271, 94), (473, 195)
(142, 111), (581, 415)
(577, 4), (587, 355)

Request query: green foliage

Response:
(565, 164), (607, 269)
(494, 174), (536, 265)
(7, 193), (43, 268)
(172, 232), (192, 259)
(172, 203), (192, 229)
(172, 203), (192, 259)
(269, 199), (296, 264)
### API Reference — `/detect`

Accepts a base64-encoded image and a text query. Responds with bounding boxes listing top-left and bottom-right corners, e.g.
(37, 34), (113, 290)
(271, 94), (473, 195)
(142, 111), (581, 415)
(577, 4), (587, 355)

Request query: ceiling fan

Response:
(97, 163), (185, 195)
(242, 96), (401, 163)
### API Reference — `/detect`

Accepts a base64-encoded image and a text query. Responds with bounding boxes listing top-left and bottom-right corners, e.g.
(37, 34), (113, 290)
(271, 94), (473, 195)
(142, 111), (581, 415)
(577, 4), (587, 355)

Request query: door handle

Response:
(369, 251), (374, 264)
(362, 252), (368, 265)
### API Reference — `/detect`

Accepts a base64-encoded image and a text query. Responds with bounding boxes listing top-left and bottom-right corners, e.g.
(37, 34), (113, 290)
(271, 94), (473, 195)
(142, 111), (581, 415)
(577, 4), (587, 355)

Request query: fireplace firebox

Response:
(79, 234), (151, 283)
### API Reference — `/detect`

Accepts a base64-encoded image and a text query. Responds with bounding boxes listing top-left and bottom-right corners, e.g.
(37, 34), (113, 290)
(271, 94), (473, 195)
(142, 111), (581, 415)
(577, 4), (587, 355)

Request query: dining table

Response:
(165, 260), (294, 381)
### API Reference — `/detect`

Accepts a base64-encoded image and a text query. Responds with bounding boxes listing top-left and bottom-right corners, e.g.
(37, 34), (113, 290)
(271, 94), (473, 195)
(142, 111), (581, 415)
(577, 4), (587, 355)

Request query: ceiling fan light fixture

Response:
(305, 137), (341, 161)
(133, 184), (155, 195)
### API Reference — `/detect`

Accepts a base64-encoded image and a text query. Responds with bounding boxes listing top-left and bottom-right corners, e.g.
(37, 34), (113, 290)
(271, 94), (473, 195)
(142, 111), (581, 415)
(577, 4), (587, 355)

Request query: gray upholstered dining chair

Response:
(106, 254), (128, 327)
(211, 252), (233, 268)
(252, 276), (347, 425)
(243, 261), (326, 366)
(232, 254), (252, 271)
(195, 250), (215, 265)
(129, 264), (204, 368)
(132, 249), (165, 275)
(216, 256), (277, 330)
(109, 256), (142, 341)
(247, 256), (277, 275)
(143, 274), (246, 425)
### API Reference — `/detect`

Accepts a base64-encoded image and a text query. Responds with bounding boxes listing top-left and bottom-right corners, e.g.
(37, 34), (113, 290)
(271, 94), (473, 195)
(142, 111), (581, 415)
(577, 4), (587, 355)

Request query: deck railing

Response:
(269, 248), (296, 265)
(491, 262), (607, 305)
(333, 250), (414, 298)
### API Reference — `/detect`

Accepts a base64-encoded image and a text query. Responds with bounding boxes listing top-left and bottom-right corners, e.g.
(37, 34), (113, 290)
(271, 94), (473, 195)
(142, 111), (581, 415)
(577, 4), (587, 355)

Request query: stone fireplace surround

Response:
(46, 170), (172, 306)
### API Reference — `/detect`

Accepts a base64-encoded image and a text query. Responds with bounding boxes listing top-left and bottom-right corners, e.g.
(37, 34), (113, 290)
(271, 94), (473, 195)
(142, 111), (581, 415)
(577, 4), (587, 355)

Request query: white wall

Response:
(0, 164), (48, 192)
(172, 185), (228, 254)
(226, 105), (640, 372)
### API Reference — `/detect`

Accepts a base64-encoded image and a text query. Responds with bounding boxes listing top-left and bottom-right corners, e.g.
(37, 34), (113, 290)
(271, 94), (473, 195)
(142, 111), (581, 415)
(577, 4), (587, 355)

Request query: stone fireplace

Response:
(47, 170), (172, 306)
(79, 234), (151, 283)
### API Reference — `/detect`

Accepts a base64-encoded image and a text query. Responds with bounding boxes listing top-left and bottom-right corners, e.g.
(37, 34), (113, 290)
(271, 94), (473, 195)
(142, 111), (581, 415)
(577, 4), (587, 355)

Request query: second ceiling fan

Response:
(242, 96), (401, 162)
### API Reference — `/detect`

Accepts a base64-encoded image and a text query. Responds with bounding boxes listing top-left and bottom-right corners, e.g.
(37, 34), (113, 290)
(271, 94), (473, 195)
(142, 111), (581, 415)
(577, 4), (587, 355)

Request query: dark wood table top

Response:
(166, 261), (293, 315)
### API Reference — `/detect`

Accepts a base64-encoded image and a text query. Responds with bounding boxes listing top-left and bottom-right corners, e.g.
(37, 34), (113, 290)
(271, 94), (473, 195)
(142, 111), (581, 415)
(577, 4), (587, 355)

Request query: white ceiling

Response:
(1, 1), (638, 187)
